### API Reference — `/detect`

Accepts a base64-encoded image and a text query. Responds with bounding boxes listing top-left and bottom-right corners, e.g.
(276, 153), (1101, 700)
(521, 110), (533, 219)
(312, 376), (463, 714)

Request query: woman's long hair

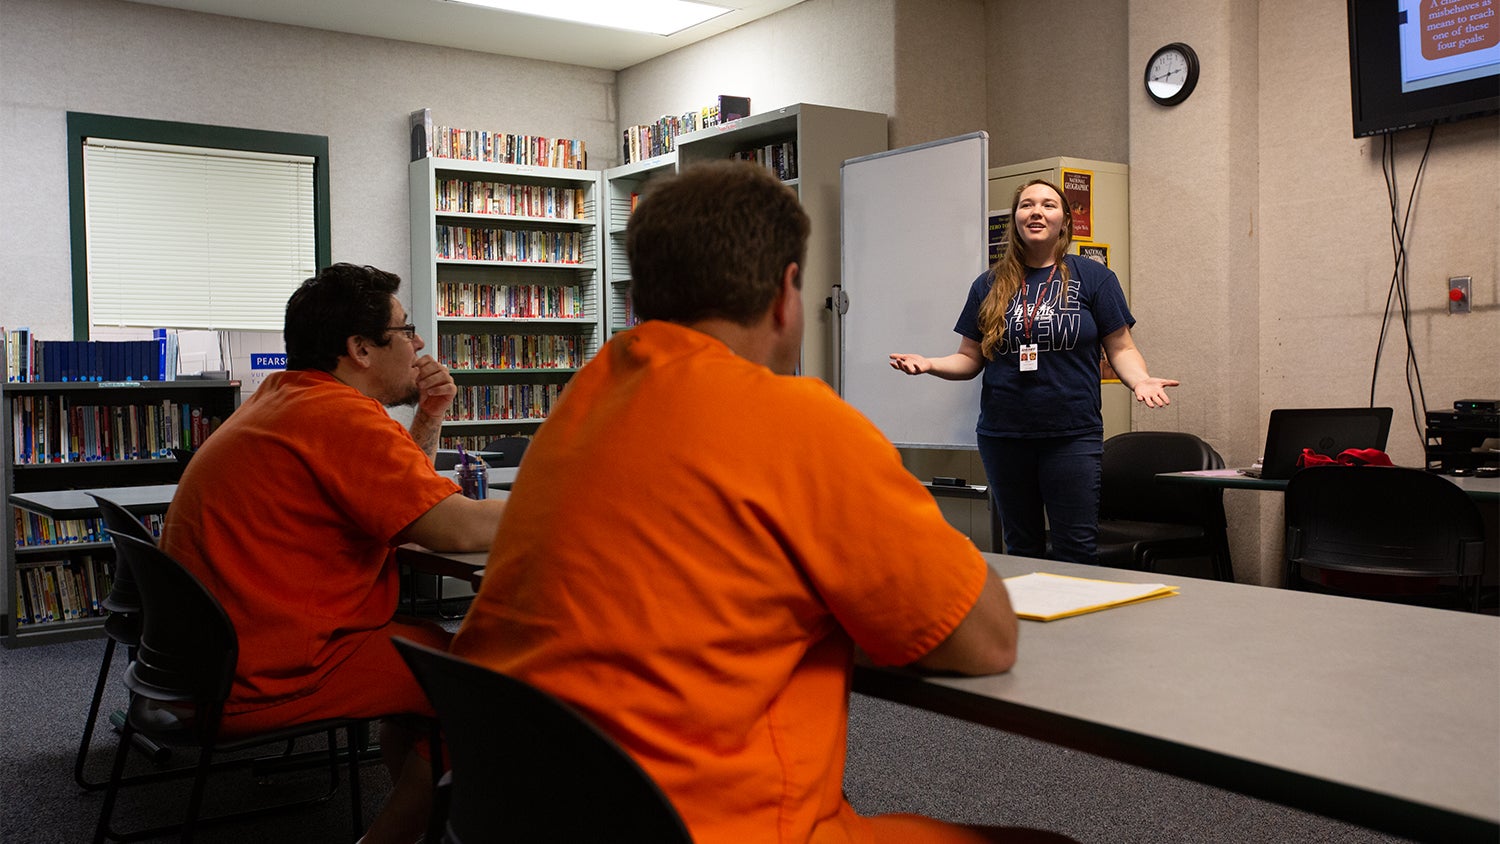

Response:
(976, 179), (1074, 359)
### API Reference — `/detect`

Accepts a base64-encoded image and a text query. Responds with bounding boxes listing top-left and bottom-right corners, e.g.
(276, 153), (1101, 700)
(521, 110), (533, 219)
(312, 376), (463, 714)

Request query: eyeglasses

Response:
(385, 323), (418, 340)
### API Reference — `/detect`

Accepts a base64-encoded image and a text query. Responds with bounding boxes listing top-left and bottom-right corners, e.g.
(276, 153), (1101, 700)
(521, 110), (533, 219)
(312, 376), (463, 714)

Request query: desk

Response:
(396, 544), (487, 587)
(11, 468), (520, 521)
(853, 555), (1499, 842)
(1159, 468), (1500, 501)
(439, 465), (519, 490)
(9, 484), (178, 519)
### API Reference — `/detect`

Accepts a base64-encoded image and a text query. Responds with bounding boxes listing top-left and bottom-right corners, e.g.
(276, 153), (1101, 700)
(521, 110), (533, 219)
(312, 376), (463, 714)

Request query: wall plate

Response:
(1449, 276), (1471, 315)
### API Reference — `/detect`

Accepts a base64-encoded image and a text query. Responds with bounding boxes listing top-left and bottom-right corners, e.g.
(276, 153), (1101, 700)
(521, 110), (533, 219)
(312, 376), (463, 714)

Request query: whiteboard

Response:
(839, 133), (989, 448)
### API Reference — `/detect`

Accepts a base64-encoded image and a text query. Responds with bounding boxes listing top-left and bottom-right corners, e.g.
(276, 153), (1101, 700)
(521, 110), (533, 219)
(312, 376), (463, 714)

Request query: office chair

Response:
(1284, 465), (1487, 611)
(169, 448), (195, 480)
(1095, 431), (1235, 581)
(479, 436), (529, 468)
(75, 494), (165, 791)
(391, 637), (694, 844)
(93, 532), (369, 843)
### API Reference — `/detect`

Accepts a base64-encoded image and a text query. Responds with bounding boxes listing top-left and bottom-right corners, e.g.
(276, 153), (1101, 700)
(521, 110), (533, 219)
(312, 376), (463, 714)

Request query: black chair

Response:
(1284, 465), (1487, 611)
(75, 494), (163, 790)
(1095, 431), (1235, 581)
(93, 532), (368, 843)
(479, 436), (529, 468)
(391, 637), (694, 844)
(169, 448), (195, 481)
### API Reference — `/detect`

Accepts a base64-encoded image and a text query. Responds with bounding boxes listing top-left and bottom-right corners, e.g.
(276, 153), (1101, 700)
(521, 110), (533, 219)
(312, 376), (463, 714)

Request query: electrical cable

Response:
(1369, 126), (1435, 448)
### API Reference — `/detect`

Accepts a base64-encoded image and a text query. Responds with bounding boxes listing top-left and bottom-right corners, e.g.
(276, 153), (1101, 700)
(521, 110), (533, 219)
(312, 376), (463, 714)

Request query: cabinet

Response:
(602, 103), (887, 384)
(409, 159), (604, 449)
(3, 379), (240, 647)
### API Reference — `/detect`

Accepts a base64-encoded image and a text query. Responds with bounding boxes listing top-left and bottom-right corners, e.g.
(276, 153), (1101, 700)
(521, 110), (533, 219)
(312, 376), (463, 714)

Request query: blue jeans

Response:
(977, 432), (1103, 564)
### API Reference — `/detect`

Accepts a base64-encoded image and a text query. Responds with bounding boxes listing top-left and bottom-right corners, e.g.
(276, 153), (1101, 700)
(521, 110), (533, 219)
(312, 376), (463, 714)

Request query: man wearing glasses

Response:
(163, 263), (504, 844)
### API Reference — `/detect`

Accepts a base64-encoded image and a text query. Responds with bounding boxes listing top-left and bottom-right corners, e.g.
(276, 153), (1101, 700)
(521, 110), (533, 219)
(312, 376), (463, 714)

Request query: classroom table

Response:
(1157, 467), (1500, 501)
(439, 465), (519, 490)
(853, 554), (1500, 843)
(380, 542), (1499, 840)
(8, 484), (178, 519)
(396, 544), (488, 586)
(8, 467), (521, 521)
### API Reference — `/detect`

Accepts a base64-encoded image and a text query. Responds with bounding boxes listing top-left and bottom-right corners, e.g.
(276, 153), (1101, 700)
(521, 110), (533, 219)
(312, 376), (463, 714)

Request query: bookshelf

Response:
(409, 158), (604, 446)
(2, 379), (240, 647)
(604, 103), (888, 384)
(603, 153), (678, 337)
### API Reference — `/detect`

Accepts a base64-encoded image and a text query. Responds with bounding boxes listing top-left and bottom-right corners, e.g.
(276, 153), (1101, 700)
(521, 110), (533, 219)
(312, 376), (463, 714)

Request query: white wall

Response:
(0, 0), (617, 339)
(617, 0), (897, 132)
(1128, 0), (1499, 582)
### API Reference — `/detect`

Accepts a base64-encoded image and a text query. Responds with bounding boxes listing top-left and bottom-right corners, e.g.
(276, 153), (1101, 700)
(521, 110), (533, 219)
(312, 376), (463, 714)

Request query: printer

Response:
(1425, 399), (1500, 475)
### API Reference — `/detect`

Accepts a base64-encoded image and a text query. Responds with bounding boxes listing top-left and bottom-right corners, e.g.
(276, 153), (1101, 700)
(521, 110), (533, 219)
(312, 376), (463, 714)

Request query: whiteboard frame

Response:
(838, 133), (990, 449)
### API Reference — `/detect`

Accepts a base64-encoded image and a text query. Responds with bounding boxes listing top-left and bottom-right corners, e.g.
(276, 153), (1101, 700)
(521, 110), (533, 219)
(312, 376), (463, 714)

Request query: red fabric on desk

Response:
(1296, 447), (1395, 468)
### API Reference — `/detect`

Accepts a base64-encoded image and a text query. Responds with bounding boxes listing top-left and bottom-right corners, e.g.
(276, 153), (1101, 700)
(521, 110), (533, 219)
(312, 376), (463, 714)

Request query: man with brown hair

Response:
(455, 161), (1065, 843)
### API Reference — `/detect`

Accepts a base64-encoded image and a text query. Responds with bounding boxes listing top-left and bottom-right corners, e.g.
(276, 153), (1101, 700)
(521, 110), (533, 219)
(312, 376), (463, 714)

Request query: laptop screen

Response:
(1256, 407), (1395, 479)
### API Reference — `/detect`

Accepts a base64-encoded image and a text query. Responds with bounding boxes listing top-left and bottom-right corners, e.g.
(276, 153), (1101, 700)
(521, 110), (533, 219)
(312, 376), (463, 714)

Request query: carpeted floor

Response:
(1, 627), (1412, 843)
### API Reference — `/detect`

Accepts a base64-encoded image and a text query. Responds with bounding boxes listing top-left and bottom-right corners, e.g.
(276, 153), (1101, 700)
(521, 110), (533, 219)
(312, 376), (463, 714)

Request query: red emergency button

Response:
(1449, 287), (1466, 302)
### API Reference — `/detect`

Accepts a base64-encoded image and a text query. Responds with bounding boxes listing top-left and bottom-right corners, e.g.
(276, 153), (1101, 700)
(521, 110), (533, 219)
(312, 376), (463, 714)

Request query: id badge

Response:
(1019, 343), (1039, 372)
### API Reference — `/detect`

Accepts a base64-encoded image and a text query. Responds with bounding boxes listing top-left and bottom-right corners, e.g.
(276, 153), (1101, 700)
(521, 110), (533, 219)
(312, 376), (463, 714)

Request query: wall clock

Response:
(1145, 42), (1200, 106)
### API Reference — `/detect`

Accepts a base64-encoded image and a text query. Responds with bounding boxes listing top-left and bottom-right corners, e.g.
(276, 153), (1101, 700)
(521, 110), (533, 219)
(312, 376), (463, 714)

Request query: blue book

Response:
(153, 329), (167, 381)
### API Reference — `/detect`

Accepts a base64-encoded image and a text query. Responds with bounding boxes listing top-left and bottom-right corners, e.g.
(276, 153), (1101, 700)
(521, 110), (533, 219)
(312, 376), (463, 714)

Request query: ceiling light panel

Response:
(443, 0), (732, 36)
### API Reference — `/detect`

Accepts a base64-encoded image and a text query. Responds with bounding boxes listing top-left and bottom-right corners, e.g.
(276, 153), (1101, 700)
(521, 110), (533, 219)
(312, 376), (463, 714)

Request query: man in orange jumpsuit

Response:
(164, 263), (506, 844)
(453, 162), (1070, 843)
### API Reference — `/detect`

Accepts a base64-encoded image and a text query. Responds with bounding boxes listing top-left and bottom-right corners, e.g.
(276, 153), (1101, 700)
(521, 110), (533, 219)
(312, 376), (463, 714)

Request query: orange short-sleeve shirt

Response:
(452, 322), (987, 844)
(163, 369), (458, 713)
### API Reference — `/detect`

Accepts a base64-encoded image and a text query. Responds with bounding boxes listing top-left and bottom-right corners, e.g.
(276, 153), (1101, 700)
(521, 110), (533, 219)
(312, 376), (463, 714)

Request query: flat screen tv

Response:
(1348, 0), (1500, 137)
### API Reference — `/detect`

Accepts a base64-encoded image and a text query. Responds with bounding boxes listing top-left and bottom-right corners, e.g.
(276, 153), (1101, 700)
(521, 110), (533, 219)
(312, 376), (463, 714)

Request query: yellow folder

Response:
(1003, 572), (1179, 621)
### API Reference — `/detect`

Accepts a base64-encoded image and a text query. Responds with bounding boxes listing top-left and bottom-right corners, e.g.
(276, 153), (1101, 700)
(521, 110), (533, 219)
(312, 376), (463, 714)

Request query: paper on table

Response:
(1003, 572), (1179, 621)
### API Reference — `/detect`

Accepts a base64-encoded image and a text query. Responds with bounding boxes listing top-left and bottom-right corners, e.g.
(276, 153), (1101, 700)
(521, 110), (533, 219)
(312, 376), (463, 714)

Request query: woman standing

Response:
(889, 179), (1177, 563)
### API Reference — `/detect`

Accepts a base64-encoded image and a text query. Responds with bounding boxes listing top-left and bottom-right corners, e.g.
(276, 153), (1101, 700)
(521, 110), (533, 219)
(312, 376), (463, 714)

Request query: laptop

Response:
(1241, 407), (1394, 479)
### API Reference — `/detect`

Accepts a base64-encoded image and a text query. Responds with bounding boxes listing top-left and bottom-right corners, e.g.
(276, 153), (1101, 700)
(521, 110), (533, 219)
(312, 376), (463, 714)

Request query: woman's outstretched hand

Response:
(889, 353), (931, 375)
(1132, 377), (1180, 408)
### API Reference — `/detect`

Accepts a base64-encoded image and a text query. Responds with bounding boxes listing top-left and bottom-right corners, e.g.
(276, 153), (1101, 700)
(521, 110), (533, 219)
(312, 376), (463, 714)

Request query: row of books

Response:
(4, 329), (179, 383)
(433, 127), (588, 170)
(438, 283), (589, 320)
(440, 433), (532, 452)
(13, 556), (114, 626)
(620, 96), (752, 164)
(617, 290), (641, 328)
(436, 225), (586, 265)
(621, 111), (703, 164)
(437, 333), (586, 371)
(450, 383), (565, 422)
(435, 178), (588, 220)
(12, 396), (218, 465)
(734, 141), (800, 182)
(12, 511), (162, 548)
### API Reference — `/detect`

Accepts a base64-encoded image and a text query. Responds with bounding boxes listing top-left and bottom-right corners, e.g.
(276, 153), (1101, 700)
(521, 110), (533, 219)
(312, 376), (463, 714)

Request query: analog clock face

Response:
(1145, 43), (1199, 106)
(1147, 50), (1189, 100)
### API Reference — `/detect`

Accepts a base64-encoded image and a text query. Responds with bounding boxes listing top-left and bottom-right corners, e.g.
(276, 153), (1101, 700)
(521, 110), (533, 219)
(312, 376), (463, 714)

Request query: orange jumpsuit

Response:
(453, 322), (990, 843)
(163, 369), (458, 735)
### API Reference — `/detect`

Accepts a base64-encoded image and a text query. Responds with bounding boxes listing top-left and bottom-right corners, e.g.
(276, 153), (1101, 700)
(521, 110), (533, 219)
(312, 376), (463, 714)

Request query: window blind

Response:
(83, 138), (316, 331)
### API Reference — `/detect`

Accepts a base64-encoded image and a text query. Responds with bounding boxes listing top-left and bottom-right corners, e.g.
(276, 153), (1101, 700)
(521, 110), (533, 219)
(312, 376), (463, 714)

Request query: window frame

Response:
(66, 112), (331, 338)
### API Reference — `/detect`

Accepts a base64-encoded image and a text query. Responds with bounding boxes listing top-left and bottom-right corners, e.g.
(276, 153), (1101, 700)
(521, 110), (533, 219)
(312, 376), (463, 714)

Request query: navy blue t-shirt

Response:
(954, 255), (1133, 437)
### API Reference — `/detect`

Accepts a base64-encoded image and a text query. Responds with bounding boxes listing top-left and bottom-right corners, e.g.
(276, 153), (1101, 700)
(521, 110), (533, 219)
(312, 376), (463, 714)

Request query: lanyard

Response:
(1019, 264), (1058, 342)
